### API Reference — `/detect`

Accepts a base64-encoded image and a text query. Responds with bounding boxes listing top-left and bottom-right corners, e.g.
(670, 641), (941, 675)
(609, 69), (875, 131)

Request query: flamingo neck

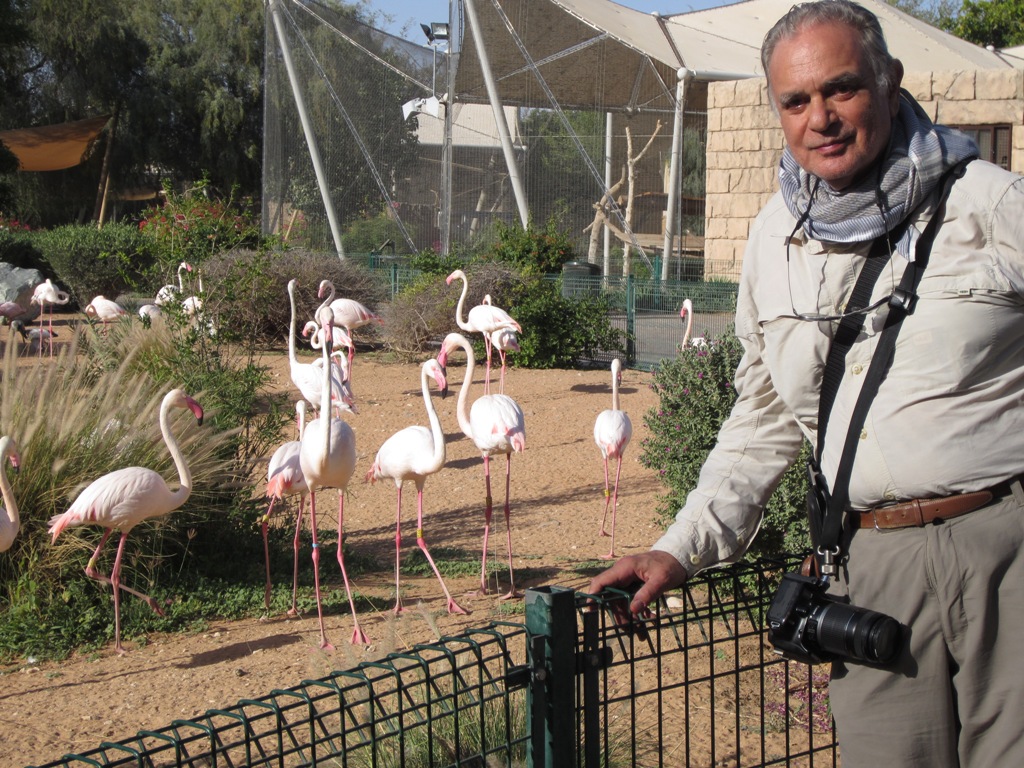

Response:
(422, 365), (446, 470)
(453, 273), (472, 333)
(160, 400), (193, 504)
(318, 318), (334, 456)
(287, 284), (298, 362)
(682, 309), (693, 348)
(452, 335), (475, 439)
(611, 363), (621, 412)
(317, 280), (336, 317)
(0, 439), (18, 530)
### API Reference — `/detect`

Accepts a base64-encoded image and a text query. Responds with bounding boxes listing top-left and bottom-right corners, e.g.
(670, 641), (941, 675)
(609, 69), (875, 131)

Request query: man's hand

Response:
(586, 550), (688, 627)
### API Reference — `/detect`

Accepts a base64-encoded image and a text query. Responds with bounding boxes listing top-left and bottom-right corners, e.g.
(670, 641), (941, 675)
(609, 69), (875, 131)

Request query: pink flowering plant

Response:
(639, 332), (811, 560)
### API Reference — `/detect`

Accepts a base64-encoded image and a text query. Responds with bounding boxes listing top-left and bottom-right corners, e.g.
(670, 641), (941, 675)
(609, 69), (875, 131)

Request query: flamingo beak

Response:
(186, 397), (205, 427)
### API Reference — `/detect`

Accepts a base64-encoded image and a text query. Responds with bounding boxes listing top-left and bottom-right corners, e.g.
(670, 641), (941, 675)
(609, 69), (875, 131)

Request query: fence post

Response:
(525, 586), (577, 768)
(625, 275), (636, 365)
(390, 262), (399, 299)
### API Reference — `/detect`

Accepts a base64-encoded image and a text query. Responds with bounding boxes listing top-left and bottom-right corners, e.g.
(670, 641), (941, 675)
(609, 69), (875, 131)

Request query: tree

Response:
(937, 0), (1024, 47)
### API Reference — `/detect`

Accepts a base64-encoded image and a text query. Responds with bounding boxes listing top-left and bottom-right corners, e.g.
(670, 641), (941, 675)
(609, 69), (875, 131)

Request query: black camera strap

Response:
(810, 162), (968, 566)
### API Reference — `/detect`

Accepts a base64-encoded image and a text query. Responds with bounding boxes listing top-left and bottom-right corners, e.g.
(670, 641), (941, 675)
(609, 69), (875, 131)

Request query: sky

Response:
(376, 0), (731, 40)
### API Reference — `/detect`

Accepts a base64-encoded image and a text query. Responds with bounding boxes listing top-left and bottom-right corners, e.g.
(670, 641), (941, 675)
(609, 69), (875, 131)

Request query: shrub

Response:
(640, 334), (810, 561)
(485, 217), (577, 275)
(30, 222), (159, 306)
(0, 228), (42, 271)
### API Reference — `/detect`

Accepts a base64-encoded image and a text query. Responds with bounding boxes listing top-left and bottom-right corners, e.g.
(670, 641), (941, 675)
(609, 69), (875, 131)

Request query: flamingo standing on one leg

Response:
(483, 295), (520, 393)
(30, 279), (70, 357)
(299, 305), (362, 648)
(439, 332), (526, 599)
(261, 400), (309, 615)
(155, 262), (193, 306)
(316, 280), (382, 378)
(0, 436), (22, 552)
(594, 358), (633, 559)
(445, 270), (520, 395)
(85, 295), (129, 336)
(366, 358), (468, 616)
(47, 389), (204, 655)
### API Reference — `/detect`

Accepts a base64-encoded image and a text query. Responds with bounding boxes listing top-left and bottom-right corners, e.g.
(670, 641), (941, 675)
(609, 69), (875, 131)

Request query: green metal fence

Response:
(30, 556), (837, 768)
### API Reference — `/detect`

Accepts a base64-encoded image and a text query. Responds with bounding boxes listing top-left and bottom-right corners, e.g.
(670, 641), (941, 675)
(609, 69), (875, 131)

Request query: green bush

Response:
(0, 227), (42, 271)
(640, 334), (810, 561)
(30, 222), (159, 306)
(485, 217), (577, 275)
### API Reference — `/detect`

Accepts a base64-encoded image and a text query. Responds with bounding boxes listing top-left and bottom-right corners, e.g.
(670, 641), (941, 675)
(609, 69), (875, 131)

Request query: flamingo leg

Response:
(261, 496), (279, 612)
(498, 349), (507, 394)
(84, 529), (164, 617)
(415, 484), (468, 615)
(336, 491), (369, 645)
(288, 495), (306, 617)
(602, 456), (624, 560)
(393, 485), (406, 614)
(37, 308), (45, 358)
(473, 454), (494, 596)
(483, 336), (493, 395)
(499, 454), (522, 600)
(47, 307), (55, 357)
(599, 455), (612, 536)
(307, 491), (334, 651)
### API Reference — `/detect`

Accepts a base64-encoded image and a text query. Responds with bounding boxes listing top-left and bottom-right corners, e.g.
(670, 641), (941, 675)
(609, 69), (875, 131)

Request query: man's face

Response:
(768, 21), (901, 190)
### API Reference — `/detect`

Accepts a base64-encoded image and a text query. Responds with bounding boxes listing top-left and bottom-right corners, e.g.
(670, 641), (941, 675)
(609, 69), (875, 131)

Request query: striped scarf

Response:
(778, 91), (979, 261)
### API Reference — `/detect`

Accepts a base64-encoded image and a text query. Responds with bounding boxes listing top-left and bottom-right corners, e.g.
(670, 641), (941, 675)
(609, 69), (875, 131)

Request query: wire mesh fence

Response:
(30, 556), (837, 768)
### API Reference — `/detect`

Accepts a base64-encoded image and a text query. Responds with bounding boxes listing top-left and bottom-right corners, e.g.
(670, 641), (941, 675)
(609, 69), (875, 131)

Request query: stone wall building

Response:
(704, 69), (1024, 279)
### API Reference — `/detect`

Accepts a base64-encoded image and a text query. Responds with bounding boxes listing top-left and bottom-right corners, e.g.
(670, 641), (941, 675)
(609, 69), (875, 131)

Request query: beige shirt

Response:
(654, 160), (1024, 576)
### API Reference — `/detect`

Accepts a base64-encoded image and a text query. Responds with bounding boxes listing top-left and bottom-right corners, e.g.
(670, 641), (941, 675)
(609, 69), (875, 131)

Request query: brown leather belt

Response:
(852, 480), (1019, 530)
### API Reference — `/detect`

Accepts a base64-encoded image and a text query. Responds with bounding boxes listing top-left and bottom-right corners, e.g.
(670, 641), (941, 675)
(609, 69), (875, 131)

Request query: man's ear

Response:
(889, 59), (905, 115)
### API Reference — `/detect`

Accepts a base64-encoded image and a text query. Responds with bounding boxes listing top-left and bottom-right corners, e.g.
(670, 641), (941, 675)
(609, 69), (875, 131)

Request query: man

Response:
(589, 1), (1024, 764)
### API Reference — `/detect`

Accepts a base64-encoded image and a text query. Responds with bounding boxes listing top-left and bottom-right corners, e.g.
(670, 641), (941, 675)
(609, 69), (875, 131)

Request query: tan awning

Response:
(0, 115), (111, 171)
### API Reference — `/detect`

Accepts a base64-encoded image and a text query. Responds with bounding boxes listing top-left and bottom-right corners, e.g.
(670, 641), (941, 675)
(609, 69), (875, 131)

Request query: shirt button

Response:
(851, 364), (863, 375)
(860, 428), (868, 440)
(884, 491), (897, 500)
(689, 554), (701, 565)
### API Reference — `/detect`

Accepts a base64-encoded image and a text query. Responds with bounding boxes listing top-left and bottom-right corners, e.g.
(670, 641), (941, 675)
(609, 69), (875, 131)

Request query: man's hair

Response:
(761, 0), (898, 94)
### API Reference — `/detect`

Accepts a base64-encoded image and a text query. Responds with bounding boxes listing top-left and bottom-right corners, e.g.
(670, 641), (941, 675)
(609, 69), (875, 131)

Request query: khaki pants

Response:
(827, 488), (1024, 767)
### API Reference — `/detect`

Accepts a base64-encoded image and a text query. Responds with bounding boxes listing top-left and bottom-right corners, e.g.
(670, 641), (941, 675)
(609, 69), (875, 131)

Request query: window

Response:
(954, 125), (1012, 170)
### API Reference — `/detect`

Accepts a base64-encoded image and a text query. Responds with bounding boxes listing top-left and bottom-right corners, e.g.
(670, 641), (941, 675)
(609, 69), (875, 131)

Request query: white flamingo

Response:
(30, 279), (70, 357)
(298, 305), (362, 648)
(48, 389), (204, 654)
(483, 295), (520, 393)
(155, 262), (193, 306)
(0, 436), (22, 552)
(181, 268), (204, 316)
(446, 270), (521, 395)
(316, 279), (382, 375)
(85, 295), (129, 335)
(138, 303), (163, 322)
(594, 358), (633, 559)
(439, 332), (526, 599)
(678, 298), (708, 349)
(287, 280), (350, 417)
(262, 401), (309, 615)
(366, 358), (468, 615)
(302, 319), (357, 414)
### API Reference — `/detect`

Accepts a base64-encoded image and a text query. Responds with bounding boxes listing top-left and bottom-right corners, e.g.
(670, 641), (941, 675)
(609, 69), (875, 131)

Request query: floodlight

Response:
(421, 21), (449, 43)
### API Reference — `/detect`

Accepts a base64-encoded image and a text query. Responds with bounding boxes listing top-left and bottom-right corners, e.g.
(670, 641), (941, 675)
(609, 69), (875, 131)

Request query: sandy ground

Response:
(1, 338), (668, 765)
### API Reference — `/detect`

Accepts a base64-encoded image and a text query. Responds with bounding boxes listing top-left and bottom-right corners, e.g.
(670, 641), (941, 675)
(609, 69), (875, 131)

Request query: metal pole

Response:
(603, 111), (613, 279)
(462, 0), (529, 227)
(439, 0), (455, 255)
(662, 69), (690, 281)
(525, 586), (577, 768)
(268, 0), (346, 259)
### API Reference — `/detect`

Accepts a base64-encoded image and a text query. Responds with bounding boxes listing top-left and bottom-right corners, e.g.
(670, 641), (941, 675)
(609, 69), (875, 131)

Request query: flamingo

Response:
(11, 320), (57, 355)
(483, 295), (520, 393)
(0, 301), (27, 324)
(85, 295), (129, 335)
(138, 303), (163, 322)
(316, 279), (382, 376)
(298, 305), (362, 648)
(181, 269), (204, 317)
(0, 436), (22, 552)
(302, 319), (357, 414)
(366, 358), (468, 616)
(287, 280), (351, 417)
(439, 332), (526, 599)
(155, 262), (193, 306)
(30, 278), (70, 357)
(446, 270), (521, 395)
(48, 389), (204, 654)
(678, 298), (708, 349)
(594, 358), (633, 559)
(261, 401), (309, 616)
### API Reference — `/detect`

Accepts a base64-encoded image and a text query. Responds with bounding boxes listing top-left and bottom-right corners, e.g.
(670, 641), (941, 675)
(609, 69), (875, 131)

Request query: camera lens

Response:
(808, 602), (901, 665)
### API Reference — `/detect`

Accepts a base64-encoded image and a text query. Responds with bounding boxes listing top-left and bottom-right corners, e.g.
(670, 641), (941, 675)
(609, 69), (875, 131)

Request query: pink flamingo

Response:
(366, 358), (468, 616)
(316, 279), (382, 375)
(30, 279), (70, 356)
(439, 332), (526, 599)
(48, 389), (204, 654)
(483, 295), (520, 393)
(0, 301), (27, 324)
(594, 358), (633, 559)
(85, 295), (128, 335)
(262, 401), (309, 616)
(0, 436), (22, 552)
(11, 320), (57, 355)
(678, 298), (707, 349)
(287, 280), (351, 417)
(155, 262), (193, 306)
(298, 305), (362, 648)
(446, 270), (521, 395)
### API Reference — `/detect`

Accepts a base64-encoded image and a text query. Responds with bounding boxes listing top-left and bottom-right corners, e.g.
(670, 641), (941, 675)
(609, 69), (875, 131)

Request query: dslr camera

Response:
(767, 572), (902, 666)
